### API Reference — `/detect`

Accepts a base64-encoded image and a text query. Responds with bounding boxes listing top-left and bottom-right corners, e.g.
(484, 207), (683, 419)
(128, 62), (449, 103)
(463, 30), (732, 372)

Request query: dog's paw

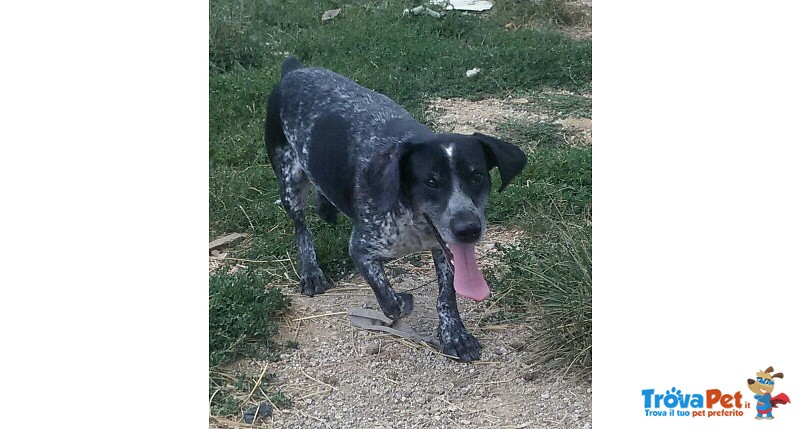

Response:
(440, 327), (482, 362)
(381, 292), (414, 320)
(299, 270), (331, 297)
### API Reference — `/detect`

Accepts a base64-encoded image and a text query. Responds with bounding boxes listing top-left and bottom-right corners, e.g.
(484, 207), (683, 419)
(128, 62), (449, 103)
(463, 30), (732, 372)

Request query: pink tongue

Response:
(448, 243), (491, 301)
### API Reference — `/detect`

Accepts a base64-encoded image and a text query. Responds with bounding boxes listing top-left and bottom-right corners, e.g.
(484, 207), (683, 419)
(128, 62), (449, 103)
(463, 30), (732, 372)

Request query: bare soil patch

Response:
(428, 90), (592, 148)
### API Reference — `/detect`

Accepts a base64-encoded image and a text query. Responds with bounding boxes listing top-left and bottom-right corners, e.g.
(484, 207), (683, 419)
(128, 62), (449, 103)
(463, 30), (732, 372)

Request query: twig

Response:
(299, 368), (339, 391)
(472, 396), (530, 414)
(238, 204), (255, 230)
(242, 362), (270, 405)
(475, 379), (512, 386)
(379, 374), (400, 385)
(220, 257), (274, 264)
(208, 389), (219, 410)
(442, 397), (466, 413)
(292, 311), (347, 321)
(563, 344), (591, 376)
(325, 287), (372, 293)
(259, 386), (283, 415)
(299, 389), (328, 400)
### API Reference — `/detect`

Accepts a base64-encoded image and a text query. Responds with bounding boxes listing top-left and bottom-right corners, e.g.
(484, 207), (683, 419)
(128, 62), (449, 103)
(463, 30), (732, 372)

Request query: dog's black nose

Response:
(451, 213), (482, 243)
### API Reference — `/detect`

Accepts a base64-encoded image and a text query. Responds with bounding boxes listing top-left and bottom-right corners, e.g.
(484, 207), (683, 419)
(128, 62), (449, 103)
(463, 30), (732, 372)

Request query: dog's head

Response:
(747, 366), (783, 395)
(366, 132), (525, 301)
(368, 132), (526, 243)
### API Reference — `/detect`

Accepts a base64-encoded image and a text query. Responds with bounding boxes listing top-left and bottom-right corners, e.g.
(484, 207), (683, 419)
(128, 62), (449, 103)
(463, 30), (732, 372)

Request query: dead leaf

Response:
(321, 8), (341, 22)
(347, 307), (440, 346)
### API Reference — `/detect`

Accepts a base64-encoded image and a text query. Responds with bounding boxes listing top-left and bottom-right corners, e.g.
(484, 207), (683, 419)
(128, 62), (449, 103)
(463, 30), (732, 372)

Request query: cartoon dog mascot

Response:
(747, 366), (791, 420)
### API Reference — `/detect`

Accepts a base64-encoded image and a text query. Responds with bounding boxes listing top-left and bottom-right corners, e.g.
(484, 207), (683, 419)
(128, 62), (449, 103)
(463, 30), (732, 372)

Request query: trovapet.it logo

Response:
(642, 387), (747, 418)
(641, 365), (792, 420)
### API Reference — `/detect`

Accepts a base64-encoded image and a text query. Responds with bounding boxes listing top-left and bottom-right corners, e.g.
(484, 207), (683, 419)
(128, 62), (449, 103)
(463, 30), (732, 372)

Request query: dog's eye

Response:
(425, 178), (439, 189)
(470, 172), (484, 183)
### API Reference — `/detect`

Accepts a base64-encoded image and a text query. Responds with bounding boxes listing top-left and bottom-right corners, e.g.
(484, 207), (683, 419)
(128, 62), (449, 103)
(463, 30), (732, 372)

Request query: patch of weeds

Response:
(487, 210), (592, 373)
(209, 269), (294, 419)
(209, 269), (291, 366)
(483, 120), (592, 374)
(210, 369), (291, 418)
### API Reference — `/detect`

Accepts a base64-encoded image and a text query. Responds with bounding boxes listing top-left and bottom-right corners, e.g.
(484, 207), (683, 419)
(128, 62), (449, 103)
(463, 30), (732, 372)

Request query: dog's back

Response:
(268, 57), (430, 218)
(277, 63), (415, 154)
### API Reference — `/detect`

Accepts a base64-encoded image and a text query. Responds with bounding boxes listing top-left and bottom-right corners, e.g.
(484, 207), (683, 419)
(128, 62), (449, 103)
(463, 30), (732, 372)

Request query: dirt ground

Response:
(210, 3), (592, 427)
(211, 227), (591, 429)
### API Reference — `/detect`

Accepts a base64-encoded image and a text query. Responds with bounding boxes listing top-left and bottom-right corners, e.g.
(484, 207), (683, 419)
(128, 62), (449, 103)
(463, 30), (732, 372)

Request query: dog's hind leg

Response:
(266, 89), (331, 297)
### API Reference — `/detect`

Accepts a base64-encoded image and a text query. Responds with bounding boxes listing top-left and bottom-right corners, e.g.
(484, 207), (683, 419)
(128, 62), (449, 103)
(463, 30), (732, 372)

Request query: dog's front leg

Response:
(349, 232), (414, 320)
(432, 248), (482, 362)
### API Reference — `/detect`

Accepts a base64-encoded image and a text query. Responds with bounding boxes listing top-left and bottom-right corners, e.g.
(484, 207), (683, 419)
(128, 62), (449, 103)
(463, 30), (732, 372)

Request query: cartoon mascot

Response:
(747, 366), (791, 420)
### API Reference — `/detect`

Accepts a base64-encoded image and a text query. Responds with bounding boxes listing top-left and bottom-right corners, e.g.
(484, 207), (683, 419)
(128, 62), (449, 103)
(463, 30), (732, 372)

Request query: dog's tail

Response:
(281, 56), (303, 77)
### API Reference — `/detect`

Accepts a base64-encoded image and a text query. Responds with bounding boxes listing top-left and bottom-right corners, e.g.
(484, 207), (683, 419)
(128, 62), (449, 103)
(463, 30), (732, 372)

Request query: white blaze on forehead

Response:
(443, 144), (454, 159)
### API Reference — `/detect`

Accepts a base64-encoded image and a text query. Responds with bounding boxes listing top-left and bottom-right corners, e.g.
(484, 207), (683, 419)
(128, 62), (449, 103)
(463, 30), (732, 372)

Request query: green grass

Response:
(209, 269), (292, 417)
(209, 0), (592, 413)
(209, 270), (291, 365)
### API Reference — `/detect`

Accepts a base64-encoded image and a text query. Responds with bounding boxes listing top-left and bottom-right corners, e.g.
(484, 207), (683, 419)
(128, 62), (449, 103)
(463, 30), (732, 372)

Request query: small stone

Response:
(541, 393), (550, 399)
(510, 340), (526, 351)
(321, 374), (339, 386)
(242, 402), (272, 423)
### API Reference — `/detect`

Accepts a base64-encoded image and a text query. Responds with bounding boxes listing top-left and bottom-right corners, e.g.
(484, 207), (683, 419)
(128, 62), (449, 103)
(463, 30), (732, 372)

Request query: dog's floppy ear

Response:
(365, 141), (413, 213)
(773, 372), (784, 379)
(473, 132), (527, 192)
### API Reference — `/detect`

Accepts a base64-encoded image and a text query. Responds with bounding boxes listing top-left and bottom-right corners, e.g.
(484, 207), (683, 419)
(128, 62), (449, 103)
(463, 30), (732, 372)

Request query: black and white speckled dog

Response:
(265, 57), (526, 362)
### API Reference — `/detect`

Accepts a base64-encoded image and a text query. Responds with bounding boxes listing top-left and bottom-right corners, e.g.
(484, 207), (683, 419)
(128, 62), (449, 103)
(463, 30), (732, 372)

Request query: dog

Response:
(746, 366), (791, 419)
(265, 57), (527, 362)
